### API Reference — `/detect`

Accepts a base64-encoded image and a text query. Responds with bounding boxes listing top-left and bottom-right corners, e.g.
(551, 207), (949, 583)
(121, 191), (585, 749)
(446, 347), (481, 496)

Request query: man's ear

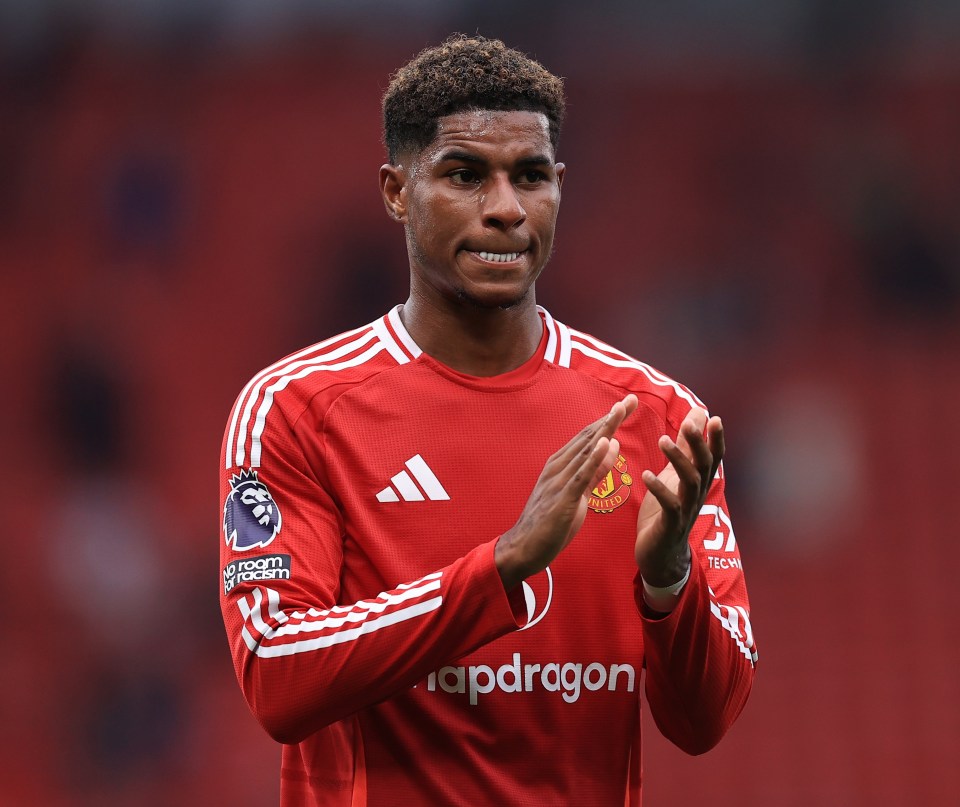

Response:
(556, 162), (565, 193)
(379, 163), (408, 222)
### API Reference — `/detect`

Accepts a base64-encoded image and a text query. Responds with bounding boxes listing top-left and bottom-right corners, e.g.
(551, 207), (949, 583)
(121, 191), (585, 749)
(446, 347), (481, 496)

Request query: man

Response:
(220, 35), (756, 806)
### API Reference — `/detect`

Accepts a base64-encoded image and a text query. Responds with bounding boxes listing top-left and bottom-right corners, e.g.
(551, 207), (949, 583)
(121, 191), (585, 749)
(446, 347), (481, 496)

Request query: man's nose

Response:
(481, 176), (526, 229)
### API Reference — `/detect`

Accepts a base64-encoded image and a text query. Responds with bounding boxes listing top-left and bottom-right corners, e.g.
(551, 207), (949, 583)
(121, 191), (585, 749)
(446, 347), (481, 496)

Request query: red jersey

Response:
(219, 306), (757, 806)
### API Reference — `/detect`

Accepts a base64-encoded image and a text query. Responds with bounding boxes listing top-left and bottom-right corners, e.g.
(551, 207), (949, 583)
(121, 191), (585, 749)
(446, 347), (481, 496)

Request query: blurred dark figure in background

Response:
(42, 337), (185, 805)
(858, 174), (958, 325)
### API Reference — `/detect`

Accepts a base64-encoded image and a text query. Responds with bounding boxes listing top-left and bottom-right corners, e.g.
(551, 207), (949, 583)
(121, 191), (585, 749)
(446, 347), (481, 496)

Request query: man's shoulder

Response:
(551, 317), (706, 416)
(228, 311), (417, 424)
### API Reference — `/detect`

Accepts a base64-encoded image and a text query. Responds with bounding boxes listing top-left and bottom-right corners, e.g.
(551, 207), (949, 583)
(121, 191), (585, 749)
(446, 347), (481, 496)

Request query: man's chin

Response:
(454, 286), (530, 311)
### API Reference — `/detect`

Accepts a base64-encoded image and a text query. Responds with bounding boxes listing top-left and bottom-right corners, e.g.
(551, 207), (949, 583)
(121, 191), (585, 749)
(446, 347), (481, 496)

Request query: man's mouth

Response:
(471, 250), (524, 263)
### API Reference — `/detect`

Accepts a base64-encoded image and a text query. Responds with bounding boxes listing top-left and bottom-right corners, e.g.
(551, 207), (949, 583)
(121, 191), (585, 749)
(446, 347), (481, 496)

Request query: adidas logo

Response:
(377, 455), (451, 503)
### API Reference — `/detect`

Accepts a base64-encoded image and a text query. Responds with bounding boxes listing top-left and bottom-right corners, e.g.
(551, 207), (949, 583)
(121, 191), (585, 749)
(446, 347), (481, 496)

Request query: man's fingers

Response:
(706, 416), (725, 477)
(675, 407), (707, 453)
(644, 413), (725, 523)
(580, 435), (611, 483)
(598, 394), (636, 441)
(657, 435), (701, 492)
(564, 396), (635, 486)
(498, 396), (637, 589)
(587, 437), (621, 492)
(542, 416), (604, 474)
(548, 395), (637, 478)
(567, 435), (618, 499)
(679, 422), (714, 480)
(640, 469), (682, 523)
(675, 408), (725, 490)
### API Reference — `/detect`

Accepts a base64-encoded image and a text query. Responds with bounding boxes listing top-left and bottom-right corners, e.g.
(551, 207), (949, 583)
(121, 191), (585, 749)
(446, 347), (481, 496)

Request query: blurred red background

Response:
(2, 5), (958, 805)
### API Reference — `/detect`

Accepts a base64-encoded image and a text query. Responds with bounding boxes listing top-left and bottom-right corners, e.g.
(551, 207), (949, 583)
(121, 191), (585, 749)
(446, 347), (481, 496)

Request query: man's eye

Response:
(450, 169), (479, 184)
(519, 170), (546, 184)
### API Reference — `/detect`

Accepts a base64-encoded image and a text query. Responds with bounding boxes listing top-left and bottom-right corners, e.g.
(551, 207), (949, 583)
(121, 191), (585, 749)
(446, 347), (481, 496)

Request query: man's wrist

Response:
(641, 561), (691, 612)
(494, 533), (529, 592)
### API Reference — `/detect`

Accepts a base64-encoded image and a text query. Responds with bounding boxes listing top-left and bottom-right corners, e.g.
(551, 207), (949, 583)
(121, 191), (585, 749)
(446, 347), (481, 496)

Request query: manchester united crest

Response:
(587, 453), (633, 514)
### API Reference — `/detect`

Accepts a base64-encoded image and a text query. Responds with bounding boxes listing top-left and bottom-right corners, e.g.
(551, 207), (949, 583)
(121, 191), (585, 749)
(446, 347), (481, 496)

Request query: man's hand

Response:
(496, 394), (639, 591)
(635, 407), (724, 587)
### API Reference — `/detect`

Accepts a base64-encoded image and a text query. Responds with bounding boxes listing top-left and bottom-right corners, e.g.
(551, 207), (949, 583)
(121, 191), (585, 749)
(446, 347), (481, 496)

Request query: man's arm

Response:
(633, 407), (757, 753)
(220, 394), (637, 744)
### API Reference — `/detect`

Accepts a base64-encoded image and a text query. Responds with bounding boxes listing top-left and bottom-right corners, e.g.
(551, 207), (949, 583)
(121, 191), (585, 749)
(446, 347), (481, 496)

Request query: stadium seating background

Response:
(2, 5), (958, 804)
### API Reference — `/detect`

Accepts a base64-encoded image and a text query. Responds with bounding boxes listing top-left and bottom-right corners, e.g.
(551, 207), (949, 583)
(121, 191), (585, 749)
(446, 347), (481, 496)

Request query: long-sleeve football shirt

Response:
(219, 306), (757, 806)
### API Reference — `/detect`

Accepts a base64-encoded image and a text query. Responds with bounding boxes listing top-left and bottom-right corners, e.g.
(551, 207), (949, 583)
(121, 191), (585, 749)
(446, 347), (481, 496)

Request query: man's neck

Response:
(399, 293), (544, 377)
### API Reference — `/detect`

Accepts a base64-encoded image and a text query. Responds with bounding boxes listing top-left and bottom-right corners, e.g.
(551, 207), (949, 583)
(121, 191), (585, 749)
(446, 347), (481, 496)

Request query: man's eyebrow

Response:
(438, 148), (553, 168)
(516, 154), (553, 168)
(436, 150), (554, 168)
(437, 149), (487, 165)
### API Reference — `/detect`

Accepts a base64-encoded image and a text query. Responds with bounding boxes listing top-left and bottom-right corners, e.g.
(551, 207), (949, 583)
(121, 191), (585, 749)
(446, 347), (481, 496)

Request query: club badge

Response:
(587, 453), (633, 514)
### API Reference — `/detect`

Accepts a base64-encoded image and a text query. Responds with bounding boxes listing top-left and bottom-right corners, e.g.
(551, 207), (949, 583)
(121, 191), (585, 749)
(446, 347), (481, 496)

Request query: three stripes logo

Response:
(377, 455), (450, 503)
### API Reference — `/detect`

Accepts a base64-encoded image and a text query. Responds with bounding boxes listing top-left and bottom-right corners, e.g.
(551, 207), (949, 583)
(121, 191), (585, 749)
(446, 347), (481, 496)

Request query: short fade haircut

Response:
(382, 34), (566, 163)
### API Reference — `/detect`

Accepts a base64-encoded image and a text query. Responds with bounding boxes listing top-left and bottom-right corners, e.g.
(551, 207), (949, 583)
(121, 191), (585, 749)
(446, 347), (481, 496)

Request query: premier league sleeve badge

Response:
(223, 469), (283, 551)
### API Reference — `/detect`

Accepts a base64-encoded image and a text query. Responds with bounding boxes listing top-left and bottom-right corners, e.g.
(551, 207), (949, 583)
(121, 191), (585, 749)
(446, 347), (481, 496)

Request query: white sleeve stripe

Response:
(225, 323), (372, 469)
(244, 597), (443, 658)
(241, 625), (261, 653)
(568, 328), (706, 409)
(231, 328), (378, 468)
(709, 598), (758, 666)
(274, 580), (440, 638)
(273, 590), (438, 636)
(569, 340), (705, 410)
(239, 334), (379, 467)
(557, 322), (572, 367)
(290, 571), (444, 618)
(397, 571), (443, 587)
(266, 586), (288, 624)
(245, 588), (274, 636)
(372, 315), (412, 365)
(733, 605), (754, 648)
(248, 341), (385, 467)
(569, 328), (678, 378)
(721, 604), (742, 640)
(279, 580), (442, 634)
(239, 577), (443, 642)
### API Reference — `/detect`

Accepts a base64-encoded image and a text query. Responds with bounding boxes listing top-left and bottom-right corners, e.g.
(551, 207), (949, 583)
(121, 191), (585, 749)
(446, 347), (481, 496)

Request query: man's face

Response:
(382, 109), (565, 310)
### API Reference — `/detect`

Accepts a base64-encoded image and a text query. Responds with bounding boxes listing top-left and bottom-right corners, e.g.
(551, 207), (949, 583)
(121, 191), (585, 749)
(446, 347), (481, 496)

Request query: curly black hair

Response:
(383, 34), (566, 163)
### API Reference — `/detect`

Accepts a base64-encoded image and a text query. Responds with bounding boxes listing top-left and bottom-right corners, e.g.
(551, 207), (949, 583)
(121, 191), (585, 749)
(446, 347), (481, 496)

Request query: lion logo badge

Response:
(223, 469), (282, 551)
(587, 453), (633, 514)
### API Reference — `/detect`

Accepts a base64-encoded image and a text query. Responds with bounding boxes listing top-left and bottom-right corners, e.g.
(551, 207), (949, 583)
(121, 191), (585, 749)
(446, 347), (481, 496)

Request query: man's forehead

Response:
(426, 109), (554, 160)
(436, 108), (549, 135)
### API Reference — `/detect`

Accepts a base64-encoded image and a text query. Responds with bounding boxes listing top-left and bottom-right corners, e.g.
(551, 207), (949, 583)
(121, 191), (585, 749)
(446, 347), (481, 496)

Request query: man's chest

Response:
(316, 376), (661, 597)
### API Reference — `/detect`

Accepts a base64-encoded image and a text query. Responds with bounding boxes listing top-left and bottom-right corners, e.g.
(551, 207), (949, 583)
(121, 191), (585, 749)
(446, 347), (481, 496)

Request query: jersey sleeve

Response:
(638, 429), (757, 754)
(219, 402), (524, 745)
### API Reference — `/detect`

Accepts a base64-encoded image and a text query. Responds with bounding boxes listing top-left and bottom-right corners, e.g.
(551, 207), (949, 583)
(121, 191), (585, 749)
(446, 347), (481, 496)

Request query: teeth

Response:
(477, 251), (521, 263)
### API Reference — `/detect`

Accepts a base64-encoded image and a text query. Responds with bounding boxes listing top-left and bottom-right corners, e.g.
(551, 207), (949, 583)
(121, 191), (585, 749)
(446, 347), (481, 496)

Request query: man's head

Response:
(379, 37), (567, 314)
(383, 35), (565, 164)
